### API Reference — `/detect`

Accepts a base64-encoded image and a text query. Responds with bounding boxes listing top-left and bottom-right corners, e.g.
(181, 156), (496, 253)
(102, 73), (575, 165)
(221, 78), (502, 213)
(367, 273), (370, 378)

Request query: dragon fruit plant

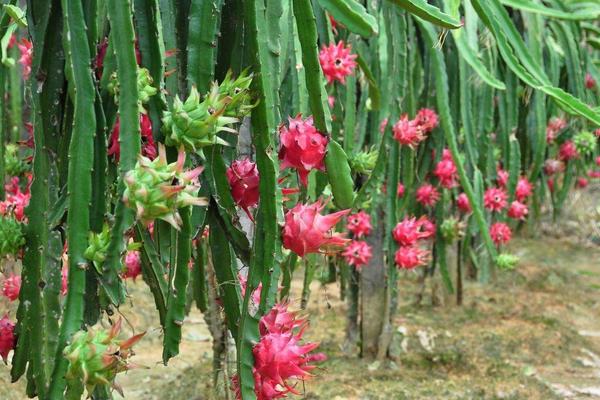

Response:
(0, 0), (598, 399)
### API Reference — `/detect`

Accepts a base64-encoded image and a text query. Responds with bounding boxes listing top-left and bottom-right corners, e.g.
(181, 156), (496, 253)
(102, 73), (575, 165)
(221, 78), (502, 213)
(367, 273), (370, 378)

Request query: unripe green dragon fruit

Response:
(496, 253), (519, 270)
(210, 69), (255, 118)
(108, 67), (157, 106)
(123, 144), (208, 229)
(349, 149), (378, 175)
(440, 217), (465, 242)
(573, 130), (596, 156)
(162, 86), (238, 152)
(0, 215), (25, 257)
(4, 144), (29, 176)
(84, 224), (111, 270)
(63, 318), (144, 399)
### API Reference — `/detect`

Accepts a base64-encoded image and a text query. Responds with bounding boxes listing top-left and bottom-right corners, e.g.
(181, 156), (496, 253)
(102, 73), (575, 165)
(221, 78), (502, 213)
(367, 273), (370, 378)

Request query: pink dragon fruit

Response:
(122, 250), (142, 280)
(227, 159), (260, 218)
(392, 216), (435, 246)
(232, 303), (325, 400)
(544, 159), (565, 176)
(496, 166), (509, 188)
(342, 240), (372, 268)
(318, 41), (357, 85)
(0, 187), (31, 222)
(108, 113), (157, 161)
(546, 117), (567, 143)
(346, 211), (372, 238)
(392, 114), (423, 149)
(282, 200), (350, 257)
(515, 176), (533, 202)
(415, 183), (440, 207)
(576, 177), (589, 189)
(0, 315), (15, 363)
(396, 183), (405, 198)
(239, 273), (262, 306)
(483, 187), (508, 212)
(585, 73), (596, 89)
(507, 201), (529, 220)
(2, 274), (21, 301)
(456, 193), (471, 213)
(558, 140), (578, 161)
(18, 38), (32, 80)
(490, 222), (512, 246)
(414, 108), (439, 133)
(279, 115), (328, 186)
(433, 151), (458, 189)
(394, 246), (430, 270)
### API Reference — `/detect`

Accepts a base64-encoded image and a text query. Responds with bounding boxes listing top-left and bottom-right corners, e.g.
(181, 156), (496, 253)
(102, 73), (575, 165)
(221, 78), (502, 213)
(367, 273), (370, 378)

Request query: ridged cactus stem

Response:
(101, 0), (140, 305)
(238, 0), (284, 398)
(48, 0), (96, 396)
(187, 0), (224, 92)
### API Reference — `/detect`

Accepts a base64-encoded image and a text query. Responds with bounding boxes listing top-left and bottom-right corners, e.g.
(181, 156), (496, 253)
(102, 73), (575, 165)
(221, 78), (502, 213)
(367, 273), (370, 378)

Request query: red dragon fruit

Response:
(233, 303), (325, 400)
(483, 187), (508, 212)
(585, 72), (596, 89)
(279, 115), (328, 186)
(414, 108), (439, 133)
(496, 166), (509, 188)
(0, 315), (15, 363)
(239, 273), (263, 307)
(346, 211), (372, 238)
(396, 183), (405, 198)
(507, 201), (529, 220)
(415, 183), (440, 207)
(2, 274), (21, 301)
(259, 302), (304, 336)
(544, 159), (565, 176)
(282, 200), (350, 257)
(318, 41), (357, 85)
(0, 187), (31, 222)
(394, 246), (430, 270)
(546, 117), (567, 143)
(456, 193), (471, 213)
(342, 240), (372, 268)
(392, 216), (435, 246)
(108, 113), (157, 161)
(392, 114), (424, 149)
(227, 159), (260, 218)
(433, 152), (458, 189)
(515, 176), (533, 202)
(18, 38), (32, 80)
(490, 222), (512, 246)
(575, 177), (589, 189)
(122, 250), (142, 280)
(558, 140), (579, 161)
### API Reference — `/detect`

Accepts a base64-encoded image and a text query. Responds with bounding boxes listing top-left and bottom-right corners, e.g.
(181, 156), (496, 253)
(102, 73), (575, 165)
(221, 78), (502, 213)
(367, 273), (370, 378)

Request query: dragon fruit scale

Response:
(123, 144), (208, 229)
(162, 86), (238, 152)
(63, 318), (144, 398)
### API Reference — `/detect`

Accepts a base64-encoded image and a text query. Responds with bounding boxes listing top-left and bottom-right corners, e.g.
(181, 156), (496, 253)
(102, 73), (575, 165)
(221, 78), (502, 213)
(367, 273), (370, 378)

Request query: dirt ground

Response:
(1, 190), (600, 399)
